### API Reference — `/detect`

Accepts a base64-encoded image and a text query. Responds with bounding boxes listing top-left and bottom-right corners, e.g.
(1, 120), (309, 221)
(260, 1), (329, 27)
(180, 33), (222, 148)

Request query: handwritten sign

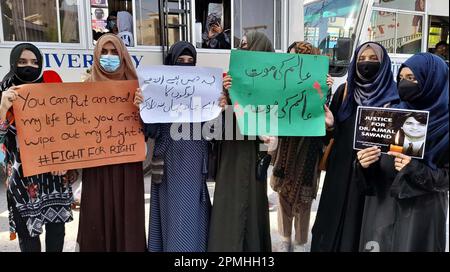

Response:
(228, 50), (329, 136)
(12, 81), (146, 177)
(137, 65), (223, 123)
(354, 107), (429, 159)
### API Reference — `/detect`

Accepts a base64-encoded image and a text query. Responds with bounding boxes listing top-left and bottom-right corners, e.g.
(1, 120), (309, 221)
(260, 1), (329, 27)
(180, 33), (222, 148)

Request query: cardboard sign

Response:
(12, 80), (146, 177)
(228, 50), (329, 136)
(137, 65), (223, 124)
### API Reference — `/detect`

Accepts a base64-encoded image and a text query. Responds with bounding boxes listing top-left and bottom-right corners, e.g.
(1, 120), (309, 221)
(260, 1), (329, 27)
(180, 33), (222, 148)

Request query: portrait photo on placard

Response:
(354, 106), (429, 159)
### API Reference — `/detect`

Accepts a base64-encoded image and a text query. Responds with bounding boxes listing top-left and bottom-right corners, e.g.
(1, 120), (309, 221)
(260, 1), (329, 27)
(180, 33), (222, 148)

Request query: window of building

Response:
(233, 0), (283, 50)
(195, 0), (231, 50)
(90, 0), (135, 46)
(1, 0), (80, 43)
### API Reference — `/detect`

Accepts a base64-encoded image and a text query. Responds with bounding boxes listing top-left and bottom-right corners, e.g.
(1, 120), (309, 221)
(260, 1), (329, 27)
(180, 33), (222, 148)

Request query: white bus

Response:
(0, 0), (448, 173)
(0, 0), (448, 84)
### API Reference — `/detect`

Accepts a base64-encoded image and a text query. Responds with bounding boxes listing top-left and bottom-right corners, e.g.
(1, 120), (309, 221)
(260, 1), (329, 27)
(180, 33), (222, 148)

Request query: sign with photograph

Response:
(354, 106), (429, 159)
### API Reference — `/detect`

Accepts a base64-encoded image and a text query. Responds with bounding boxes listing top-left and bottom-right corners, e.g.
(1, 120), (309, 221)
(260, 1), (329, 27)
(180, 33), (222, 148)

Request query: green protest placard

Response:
(228, 50), (329, 136)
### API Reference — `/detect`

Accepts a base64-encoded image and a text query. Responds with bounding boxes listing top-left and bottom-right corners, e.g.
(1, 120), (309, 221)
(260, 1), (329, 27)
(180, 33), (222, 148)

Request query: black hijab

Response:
(1, 43), (44, 92)
(164, 41), (197, 66)
(396, 53), (449, 169)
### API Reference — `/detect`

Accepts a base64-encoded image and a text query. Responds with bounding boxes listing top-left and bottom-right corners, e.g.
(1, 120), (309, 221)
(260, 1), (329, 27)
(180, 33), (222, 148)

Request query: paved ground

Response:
(0, 168), (448, 252)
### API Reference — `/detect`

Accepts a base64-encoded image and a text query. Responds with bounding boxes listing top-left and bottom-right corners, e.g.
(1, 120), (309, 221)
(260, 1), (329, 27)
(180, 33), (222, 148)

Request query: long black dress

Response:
(77, 162), (146, 252)
(311, 84), (366, 252)
(355, 148), (449, 252)
(208, 113), (271, 252)
(208, 139), (272, 252)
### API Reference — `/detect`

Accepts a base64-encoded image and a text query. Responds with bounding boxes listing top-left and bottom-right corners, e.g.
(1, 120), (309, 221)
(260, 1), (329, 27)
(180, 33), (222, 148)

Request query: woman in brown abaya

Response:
(76, 34), (146, 252)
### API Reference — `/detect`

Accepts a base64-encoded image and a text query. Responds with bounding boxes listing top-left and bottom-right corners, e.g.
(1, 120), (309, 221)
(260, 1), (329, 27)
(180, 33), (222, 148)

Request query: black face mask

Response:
(398, 79), (422, 102)
(357, 61), (381, 81)
(175, 62), (195, 66)
(15, 66), (41, 83)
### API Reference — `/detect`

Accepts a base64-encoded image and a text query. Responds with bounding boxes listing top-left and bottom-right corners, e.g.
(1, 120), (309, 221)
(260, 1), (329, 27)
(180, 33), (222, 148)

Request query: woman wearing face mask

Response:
(311, 42), (400, 252)
(0, 43), (75, 252)
(355, 53), (448, 252)
(106, 11), (118, 35)
(76, 34), (146, 252)
(134, 41), (212, 252)
(208, 32), (274, 252)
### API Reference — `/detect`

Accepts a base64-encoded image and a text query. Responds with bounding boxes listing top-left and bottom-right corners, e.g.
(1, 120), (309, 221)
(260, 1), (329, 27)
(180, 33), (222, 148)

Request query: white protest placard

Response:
(137, 65), (223, 123)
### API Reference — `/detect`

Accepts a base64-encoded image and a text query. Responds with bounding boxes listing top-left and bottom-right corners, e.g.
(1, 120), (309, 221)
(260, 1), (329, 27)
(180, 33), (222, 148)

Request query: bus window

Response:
(428, 16), (449, 61)
(368, 6), (425, 55)
(396, 13), (423, 54)
(90, 0), (134, 46)
(1, 0), (80, 43)
(368, 11), (396, 53)
(60, 0), (80, 43)
(304, 0), (363, 76)
(195, 0), (231, 50)
(135, 0), (160, 46)
(135, 0), (182, 47)
(234, 0), (282, 50)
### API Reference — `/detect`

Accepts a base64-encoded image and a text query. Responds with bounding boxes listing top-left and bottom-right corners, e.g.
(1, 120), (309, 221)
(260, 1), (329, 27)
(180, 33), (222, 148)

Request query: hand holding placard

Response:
(137, 65), (223, 124)
(228, 50), (329, 136)
(12, 80), (146, 177)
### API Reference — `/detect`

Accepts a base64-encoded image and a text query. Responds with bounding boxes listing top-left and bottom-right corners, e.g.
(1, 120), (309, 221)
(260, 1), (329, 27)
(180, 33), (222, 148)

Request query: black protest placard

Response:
(354, 106), (429, 159)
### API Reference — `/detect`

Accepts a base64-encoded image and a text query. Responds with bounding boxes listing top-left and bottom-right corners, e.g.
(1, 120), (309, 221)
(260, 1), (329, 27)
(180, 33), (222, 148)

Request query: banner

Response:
(138, 65), (223, 124)
(354, 106), (429, 159)
(228, 50), (329, 136)
(12, 80), (146, 177)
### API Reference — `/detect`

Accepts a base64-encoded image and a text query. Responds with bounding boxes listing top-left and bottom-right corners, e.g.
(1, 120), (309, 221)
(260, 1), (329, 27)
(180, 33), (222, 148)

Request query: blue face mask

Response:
(100, 55), (120, 72)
